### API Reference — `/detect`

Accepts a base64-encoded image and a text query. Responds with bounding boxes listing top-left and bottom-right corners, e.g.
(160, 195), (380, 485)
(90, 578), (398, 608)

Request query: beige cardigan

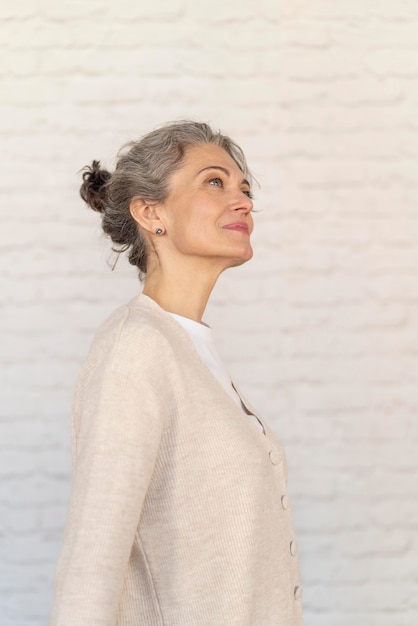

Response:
(50, 294), (303, 626)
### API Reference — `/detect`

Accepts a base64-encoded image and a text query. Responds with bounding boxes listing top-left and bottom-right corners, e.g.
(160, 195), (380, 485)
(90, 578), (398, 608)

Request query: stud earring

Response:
(155, 228), (164, 235)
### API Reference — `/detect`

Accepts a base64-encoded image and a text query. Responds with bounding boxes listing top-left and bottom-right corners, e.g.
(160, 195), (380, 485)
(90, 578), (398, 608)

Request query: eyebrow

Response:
(196, 165), (250, 188)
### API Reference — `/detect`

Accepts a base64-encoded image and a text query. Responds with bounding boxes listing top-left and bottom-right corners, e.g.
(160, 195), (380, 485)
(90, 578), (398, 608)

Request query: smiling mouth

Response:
(223, 222), (249, 233)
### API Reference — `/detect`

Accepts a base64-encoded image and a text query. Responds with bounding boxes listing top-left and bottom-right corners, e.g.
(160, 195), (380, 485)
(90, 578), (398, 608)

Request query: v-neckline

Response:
(134, 293), (267, 438)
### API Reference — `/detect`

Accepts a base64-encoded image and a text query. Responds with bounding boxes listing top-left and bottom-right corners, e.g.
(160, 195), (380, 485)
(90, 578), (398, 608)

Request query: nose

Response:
(232, 190), (253, 214)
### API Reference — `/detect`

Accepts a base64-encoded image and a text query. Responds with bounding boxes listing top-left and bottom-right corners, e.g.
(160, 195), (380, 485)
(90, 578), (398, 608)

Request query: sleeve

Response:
(49, 325), (168, 626)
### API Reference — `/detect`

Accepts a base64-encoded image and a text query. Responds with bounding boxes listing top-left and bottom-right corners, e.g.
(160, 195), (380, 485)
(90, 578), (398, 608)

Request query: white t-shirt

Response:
(168, 312), (264, 432)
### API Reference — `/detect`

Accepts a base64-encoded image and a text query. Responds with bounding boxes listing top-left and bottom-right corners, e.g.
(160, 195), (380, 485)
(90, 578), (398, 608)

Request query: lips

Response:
(223, 222), (249, 233)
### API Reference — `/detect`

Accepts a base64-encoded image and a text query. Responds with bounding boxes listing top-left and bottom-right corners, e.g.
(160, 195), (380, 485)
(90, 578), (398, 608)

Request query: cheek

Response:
(168, 215), (213, 251)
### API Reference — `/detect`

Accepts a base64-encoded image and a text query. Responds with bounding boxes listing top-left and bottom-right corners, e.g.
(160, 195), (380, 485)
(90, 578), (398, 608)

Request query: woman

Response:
(50, 121), (303, 626)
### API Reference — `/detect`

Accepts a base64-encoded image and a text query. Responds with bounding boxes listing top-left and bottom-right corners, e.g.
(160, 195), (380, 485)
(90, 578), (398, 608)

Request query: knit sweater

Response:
(50, 293), (304, 626)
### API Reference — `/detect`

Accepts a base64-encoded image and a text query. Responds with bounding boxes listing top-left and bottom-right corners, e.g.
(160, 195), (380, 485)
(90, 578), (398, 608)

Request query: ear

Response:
(129, 197), (165, 234)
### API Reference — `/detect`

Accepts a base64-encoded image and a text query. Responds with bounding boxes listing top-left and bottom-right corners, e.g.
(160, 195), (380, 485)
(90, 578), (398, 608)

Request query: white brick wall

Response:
(1, 1), (417, 624)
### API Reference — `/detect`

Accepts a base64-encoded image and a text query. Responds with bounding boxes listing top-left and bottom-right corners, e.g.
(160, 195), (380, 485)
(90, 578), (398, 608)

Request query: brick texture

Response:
(1, 1), (418, 624)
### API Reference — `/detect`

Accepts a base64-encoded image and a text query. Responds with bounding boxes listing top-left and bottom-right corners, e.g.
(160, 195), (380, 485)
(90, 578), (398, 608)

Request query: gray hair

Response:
(80, 120), (253, 278)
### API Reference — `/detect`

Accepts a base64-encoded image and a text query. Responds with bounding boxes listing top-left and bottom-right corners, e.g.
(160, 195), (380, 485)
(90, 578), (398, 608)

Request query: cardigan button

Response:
(290, 540), (297, 556)
(269, 446), (281, 465)
(294, 585), (303, 600)
(281, 495), (290, 510)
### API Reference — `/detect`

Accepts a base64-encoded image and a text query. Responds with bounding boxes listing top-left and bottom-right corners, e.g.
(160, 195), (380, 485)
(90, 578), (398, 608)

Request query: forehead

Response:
(181, 142), (244, 176)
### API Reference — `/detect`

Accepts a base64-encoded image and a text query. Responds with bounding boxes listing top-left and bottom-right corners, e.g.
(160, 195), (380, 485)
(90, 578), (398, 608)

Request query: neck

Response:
(142, 260), (224, 323)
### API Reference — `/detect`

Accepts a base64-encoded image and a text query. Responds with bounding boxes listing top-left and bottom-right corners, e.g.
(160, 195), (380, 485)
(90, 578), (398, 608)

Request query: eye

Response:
(243, 189), (254, 200)
(209, 176), (224, 188)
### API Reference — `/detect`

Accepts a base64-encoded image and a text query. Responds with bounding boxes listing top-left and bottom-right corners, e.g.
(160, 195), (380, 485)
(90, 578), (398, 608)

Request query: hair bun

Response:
(80, 160), (111, 213)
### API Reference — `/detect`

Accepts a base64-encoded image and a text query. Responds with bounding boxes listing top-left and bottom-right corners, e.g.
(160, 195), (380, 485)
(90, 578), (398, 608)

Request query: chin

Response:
(226, 247), (253, 269)
(241, 245), (253, 263)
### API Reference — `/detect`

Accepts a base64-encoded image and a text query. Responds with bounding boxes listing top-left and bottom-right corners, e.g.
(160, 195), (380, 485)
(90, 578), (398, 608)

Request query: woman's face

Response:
(158, 142), (254, 270)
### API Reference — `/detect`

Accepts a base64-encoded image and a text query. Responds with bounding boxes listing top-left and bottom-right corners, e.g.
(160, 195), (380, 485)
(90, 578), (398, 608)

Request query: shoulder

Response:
(83, 293), (184, 380)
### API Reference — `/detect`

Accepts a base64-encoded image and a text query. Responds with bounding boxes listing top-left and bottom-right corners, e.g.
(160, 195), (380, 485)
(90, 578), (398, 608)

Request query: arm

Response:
(50, 325), (167, 625)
